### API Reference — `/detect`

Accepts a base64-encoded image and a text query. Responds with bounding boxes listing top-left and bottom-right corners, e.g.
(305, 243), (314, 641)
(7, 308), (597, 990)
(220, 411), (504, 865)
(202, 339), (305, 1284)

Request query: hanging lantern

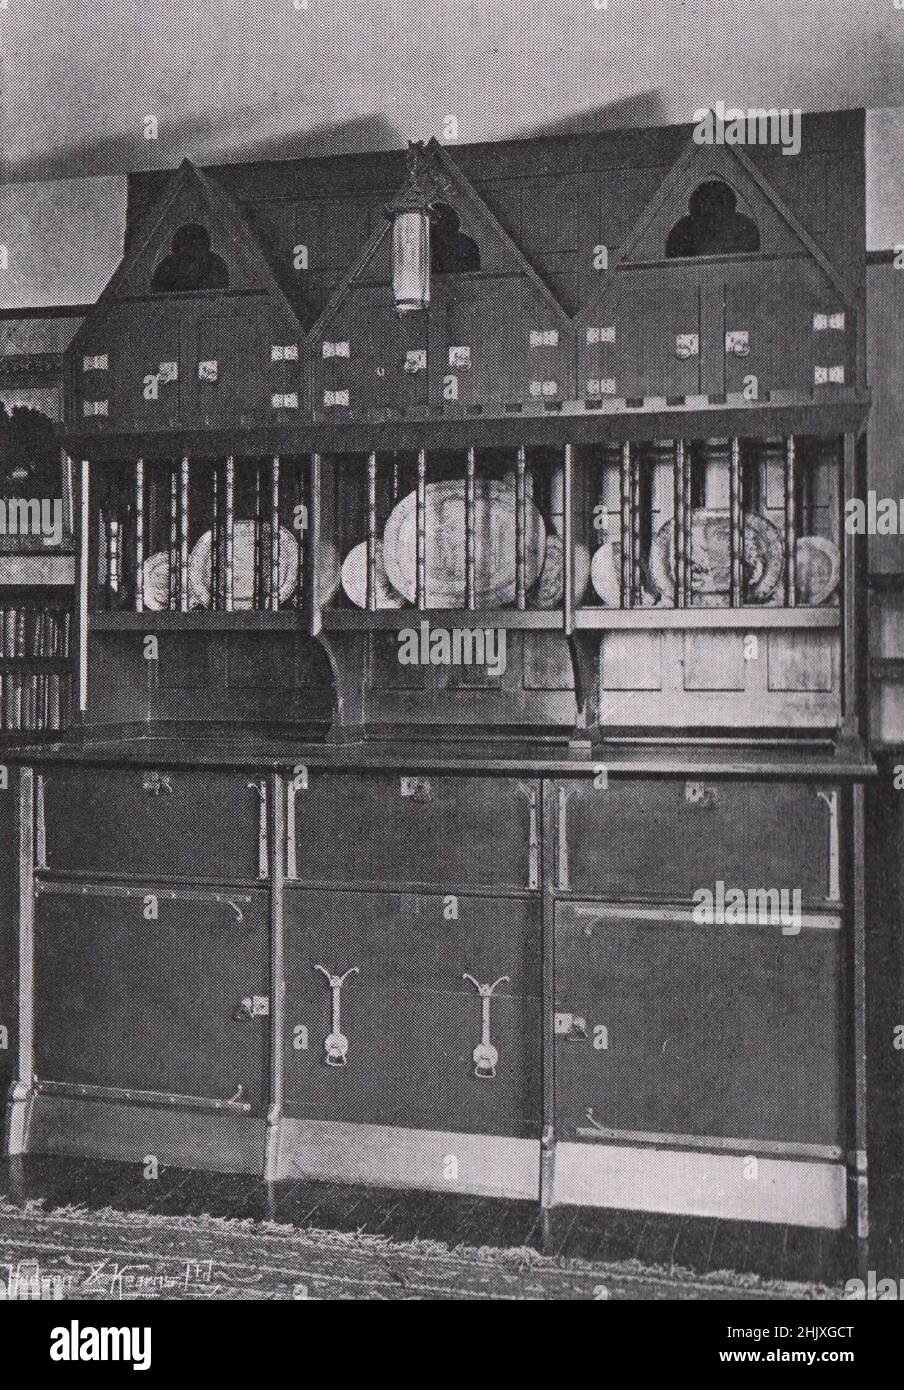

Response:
(387, 142), (446, 315)
(391, 203), (431, 314)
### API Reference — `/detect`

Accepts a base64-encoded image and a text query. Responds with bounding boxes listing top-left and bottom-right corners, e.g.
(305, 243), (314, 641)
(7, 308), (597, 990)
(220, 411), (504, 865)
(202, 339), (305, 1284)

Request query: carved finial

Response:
(386, 141), (453, 219)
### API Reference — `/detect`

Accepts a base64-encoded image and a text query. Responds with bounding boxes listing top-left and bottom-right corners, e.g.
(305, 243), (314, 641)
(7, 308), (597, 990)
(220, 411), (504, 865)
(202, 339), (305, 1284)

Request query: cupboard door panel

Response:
(33, 889), (269, 1110)
(560, 779), (835, 903)
(42, 768), (261, 880)
(292, 773), (538, 891)
(283, 889), (541, 1137)
(554, 902), (843, 1148)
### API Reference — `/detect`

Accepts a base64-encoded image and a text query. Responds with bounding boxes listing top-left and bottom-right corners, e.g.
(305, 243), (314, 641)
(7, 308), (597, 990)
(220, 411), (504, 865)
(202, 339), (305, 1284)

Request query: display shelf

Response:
(90, 609), (303, 631)
(573, 607), (840, 631)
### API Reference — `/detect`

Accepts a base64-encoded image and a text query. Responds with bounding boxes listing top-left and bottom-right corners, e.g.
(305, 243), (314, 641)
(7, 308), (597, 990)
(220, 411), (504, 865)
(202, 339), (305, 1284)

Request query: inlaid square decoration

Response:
(198, 360), (218, 382)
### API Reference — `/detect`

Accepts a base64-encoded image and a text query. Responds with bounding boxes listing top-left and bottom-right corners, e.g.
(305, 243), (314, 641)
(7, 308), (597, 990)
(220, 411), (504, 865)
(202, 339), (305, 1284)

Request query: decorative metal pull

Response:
(816, 789), (841, 902)
(232, 995), (268, 1021)
(248, 779), (268, 878)
(314, 965), (359, 1067)
(517, 783), (540, 890)
(556, 787), (574, 891)
(462, 973), (509, 1078)
(143, 770), (172, 796)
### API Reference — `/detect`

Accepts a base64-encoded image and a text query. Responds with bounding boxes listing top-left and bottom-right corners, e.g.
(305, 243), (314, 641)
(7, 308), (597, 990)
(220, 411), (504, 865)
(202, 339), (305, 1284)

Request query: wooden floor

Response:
(2, 1154), (889, 1288)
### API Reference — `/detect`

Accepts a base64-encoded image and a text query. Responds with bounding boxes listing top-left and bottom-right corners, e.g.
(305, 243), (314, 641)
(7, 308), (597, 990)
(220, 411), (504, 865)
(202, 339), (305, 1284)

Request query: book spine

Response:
(48, 673), (60, 731)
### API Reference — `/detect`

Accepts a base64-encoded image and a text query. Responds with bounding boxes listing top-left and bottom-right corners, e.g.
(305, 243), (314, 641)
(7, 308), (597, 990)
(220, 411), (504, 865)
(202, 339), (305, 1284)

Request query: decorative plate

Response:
(141, 551), (172, 611)
(650, 510), (784, 604)
(529, 535), (591, 608)
(189, 522), (299, 610)
(795, 535), (840, 607)
(590, 541), (622, 606)
(341, 540), (406, 608)
(382, 480), (546, 608)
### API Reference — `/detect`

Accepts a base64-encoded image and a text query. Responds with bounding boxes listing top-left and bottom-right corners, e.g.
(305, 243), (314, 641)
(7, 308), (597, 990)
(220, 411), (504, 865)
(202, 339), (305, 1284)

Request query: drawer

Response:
(33, 883), (269, 1111)
(557, 779), (838, 902)
(39, 767), (266, 880)
(283, 888), (541, 1136)
(554, 901), (843, 1148)
(291, 773), (540, 891)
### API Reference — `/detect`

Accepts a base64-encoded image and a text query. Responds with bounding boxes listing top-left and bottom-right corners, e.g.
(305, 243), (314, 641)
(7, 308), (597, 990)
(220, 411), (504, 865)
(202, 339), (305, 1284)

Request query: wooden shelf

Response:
(0, 657), (71, 668)
(322, 608), (563, 631)
(573, 607), (841, 631)
(90, 610), (305, 632)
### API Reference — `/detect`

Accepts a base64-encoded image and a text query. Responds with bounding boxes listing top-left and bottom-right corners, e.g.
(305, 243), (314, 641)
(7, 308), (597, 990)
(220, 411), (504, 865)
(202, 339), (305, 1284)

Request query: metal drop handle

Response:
(314, 965), (359, 1067)
(462, 973), (509, 1079)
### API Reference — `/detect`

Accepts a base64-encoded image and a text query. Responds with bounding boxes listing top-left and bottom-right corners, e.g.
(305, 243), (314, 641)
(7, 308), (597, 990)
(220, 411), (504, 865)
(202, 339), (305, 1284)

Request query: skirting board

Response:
(276, 1118), (541, 1200)
(554, 1142), (847, 1229)
(21, 1094), (267, 1176)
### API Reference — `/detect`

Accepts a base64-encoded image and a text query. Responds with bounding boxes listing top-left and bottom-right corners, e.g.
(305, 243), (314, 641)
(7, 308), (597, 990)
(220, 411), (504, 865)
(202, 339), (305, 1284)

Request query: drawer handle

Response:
(143, 770), (172, 796)
(314, 965), (359, 1067)
(462, 973), (509, 1078)
(232, 994), (268, 1021)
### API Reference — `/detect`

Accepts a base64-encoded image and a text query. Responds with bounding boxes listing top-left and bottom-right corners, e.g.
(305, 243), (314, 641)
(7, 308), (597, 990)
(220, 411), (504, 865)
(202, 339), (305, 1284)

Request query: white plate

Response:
(341, 540), (406, 608)
(382, 480), (546, 607)
(141, 551), (172, 611)
(590, 541), (622, 606)
(189, 522), (299, 609)
(529, 535), (591, 608)
(795, 535), (840, 606)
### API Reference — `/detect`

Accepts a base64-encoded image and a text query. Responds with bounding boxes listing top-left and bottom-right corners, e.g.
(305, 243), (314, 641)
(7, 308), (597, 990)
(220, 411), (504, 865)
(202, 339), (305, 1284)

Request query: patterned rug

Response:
(0, 1201), (843, 1300)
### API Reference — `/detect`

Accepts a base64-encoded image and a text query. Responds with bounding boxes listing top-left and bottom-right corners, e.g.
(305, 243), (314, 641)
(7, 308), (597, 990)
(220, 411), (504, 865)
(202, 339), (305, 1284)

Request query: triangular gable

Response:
(306, 138), (569, 345)
(69, 159), (304, 357)
(578, 134), (857, 326)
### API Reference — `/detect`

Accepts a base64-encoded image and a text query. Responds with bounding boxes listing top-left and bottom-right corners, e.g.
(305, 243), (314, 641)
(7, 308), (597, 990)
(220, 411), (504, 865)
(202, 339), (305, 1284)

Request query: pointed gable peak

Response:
(69, 158), (304, 355)
(579, 126), (856, 324)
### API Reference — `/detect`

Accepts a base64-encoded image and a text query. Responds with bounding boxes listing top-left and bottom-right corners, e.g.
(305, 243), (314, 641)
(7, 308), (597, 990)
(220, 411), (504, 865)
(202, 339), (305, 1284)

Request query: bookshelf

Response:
(0, 590), (73, 734)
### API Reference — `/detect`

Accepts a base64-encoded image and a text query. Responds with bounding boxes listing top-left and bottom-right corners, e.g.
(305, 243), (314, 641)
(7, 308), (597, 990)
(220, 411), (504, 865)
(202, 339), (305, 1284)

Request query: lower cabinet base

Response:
(273, 1118), (541, 1201)
(553, 1142), (847, 1229)
(7, 1097), (848, 1229)
(15, 1094), (267, 1176)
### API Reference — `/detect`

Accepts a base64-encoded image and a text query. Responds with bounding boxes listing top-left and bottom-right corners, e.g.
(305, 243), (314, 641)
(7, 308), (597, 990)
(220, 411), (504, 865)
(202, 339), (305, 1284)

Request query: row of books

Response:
(0, 605), (72, 659)
(0, 672), (71, 732)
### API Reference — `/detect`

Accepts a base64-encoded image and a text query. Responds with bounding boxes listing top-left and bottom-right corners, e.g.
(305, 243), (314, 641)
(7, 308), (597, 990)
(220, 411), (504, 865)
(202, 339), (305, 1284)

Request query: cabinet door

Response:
(292, 773), (540, 892)
(554, 901), (843, 1148)
(283, 888), (541, 1138)
(557, 778), (837, 903)
(33, 887), (269, 1110)
(41, 768), (263, 880)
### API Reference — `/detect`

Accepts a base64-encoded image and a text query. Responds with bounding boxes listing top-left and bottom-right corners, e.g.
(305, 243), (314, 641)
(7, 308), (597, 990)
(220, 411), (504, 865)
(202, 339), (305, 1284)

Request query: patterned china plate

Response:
(382, 480), (546, 608)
